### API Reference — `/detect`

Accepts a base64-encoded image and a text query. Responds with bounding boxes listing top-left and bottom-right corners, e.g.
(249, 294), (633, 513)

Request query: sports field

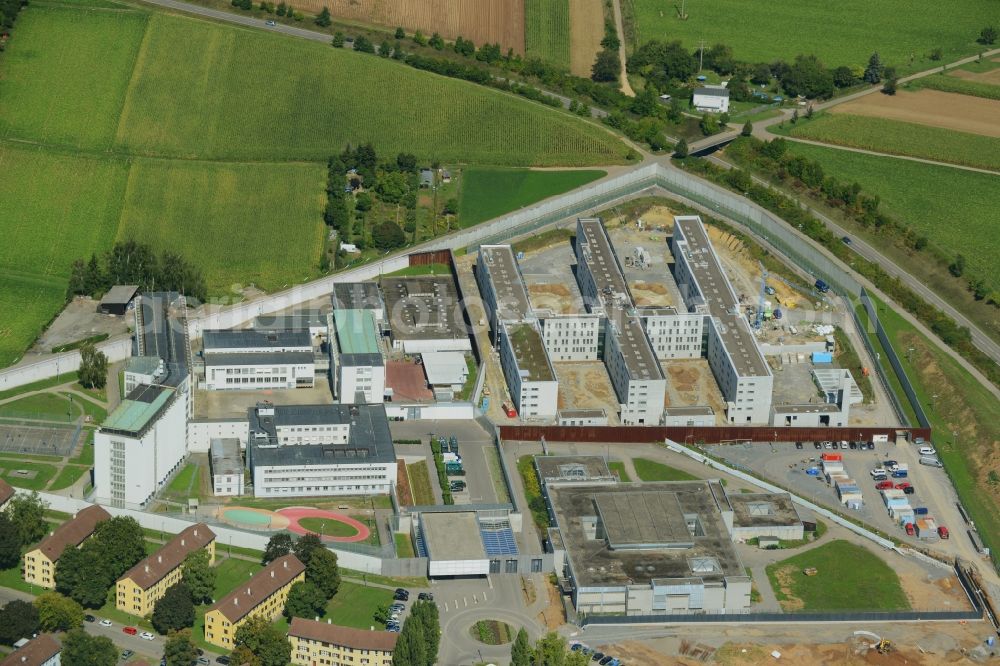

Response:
(785, 142), (1000, 291)
(118, 159), (326, 292)
(458, 168), (606, 226)
(629, 0), (992, 72)
(778, 114), (1000, 171)
(525, 0), (571, 70)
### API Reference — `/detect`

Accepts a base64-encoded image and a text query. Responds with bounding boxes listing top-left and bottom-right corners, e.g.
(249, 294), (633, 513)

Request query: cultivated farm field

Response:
(300, 0), (525, 54)
(117, 159), (327, 293)
(458, 168), (606, 226)
(828, 89), (1000, 138)
(568, 0), (605, 78)
(627, 0), (993, 72)
(910, 73), (1000, 101)
(525, 0), (571, 69)
(114, 13), (627, 165)
(778, 114), (1000, 171)
(785, 142), (1000, 291)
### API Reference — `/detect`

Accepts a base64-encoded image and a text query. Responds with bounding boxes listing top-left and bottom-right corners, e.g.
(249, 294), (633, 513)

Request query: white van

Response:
(918, 446), (936, 456)
(919, 456), (943, 468)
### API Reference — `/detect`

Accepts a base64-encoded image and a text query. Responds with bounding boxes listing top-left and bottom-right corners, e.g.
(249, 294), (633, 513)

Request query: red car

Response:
(938, 525), (950, 539)
(904, 523), (915, 536)
(894, 482), (911, 490)
(502, 403), (517, 418)
(123, 626), (138, 635)
(875, 480), (894, 490)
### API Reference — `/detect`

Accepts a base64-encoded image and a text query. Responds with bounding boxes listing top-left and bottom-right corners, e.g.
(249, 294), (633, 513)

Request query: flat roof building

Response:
(672, 216), (772, 424)
(547, 480), (750, 615)
(722, 492), (804, 541)
(476, 245), (533, 328)
(210, 437), (244, 497)
(499, 321), (558, 419)
(380, 276), (471, 353)
(252, 311), (330, 340)
(246, 403), (396, 498)
(99, 285), (139, 316)
(332, 309), (385, 404)
(535, 455), (616, 486)
(203, 329), (312, 353)
(202, 329), (315, 392)
(332, 282), (385, 322)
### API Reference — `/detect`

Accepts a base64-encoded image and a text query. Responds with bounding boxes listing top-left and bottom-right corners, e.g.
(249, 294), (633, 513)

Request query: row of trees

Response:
(149, 549), (216, 634)
(511, 629), (593, 665)
(67, 240), (207, 303)
(0, 0), (28, 47)
(55, 515), (147, 608)
(263, 533), (342, 619)
(0, 593), (86, 646)
(391, 600), (440, 666)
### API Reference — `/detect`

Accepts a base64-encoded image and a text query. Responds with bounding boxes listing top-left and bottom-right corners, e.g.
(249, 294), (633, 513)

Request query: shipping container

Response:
(820, 453), (842, 462)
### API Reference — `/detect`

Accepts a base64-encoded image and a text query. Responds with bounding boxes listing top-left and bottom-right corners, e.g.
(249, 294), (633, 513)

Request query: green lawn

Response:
(381, 263), (451, 278)
(458, 168), (606, 227)
(908, 73), (1000, 100)
(65, 395), (108, 424)
(71, 438), (95, 465)
(765, 540), (909, 611)
(524, 0), (571, 70)
(778, 112), (1000, 170)
(48, 465), (90, 491)
(863, 294), (1000, 565)
(394, 533), (415, 558)
(630, 0), (993, 74)
(407, 461), (435, 506)
(165, 462), (198, 498)
(632, 457), (698, 482)
(784, 141), (1000, 291)
(0, 5), (149, 149)
(516, 455), (548, 530)
(0, 393), (80, 422)
(117, 158), (326, 293)
(1, 462), (59, 490)
(607, 461), (631, 481)
(323, 581), (394, 629)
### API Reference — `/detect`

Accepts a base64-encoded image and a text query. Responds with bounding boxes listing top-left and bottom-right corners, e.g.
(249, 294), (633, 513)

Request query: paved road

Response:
(705, 153), (1000, 373)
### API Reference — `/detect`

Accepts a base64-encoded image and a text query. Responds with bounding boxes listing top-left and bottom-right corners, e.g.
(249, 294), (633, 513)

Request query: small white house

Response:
(692, 86), (730, 113)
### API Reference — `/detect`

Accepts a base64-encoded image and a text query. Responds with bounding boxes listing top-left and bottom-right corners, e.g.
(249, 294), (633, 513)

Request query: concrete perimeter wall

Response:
(0, 336), (132, 393)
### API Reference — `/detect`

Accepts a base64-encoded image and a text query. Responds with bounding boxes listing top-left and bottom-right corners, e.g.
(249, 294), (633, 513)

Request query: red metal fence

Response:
(498, 425), (932, 445)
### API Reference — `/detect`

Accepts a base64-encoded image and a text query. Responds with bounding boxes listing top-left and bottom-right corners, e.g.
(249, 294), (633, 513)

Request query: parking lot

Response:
(706, 439), (961, 551)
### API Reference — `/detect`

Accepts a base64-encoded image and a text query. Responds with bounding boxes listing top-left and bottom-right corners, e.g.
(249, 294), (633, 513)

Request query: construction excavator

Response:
(876, 638), (893, 654)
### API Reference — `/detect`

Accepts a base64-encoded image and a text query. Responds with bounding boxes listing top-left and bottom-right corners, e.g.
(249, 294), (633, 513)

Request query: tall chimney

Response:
(181, 539), (186, 547)
(270, 571), (274, 578)
(144, 565), (150, 574)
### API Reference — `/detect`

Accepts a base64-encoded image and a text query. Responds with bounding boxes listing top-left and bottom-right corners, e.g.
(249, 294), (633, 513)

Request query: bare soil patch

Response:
(528, 283), (575, 314)
(554, 362), (617, 414)
(297, 0), (526, 54)
(537, 576), (565, 629)
(661, 359), (726, 417)
(569, 0), (604, 77)
(630, 279), (672, 306)
(605, 641), (673, 665)
(949, 63), (1000, 85)
(830, 89), (1000, 138)
(771, 565), (805, 611)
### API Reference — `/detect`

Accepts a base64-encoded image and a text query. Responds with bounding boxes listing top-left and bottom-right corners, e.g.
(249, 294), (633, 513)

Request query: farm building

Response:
(99, 284), (139, 315)
(692, 87), (730, 113)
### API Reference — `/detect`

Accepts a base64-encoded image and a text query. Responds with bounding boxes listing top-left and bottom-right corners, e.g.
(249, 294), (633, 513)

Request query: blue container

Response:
(812, 351), (833, 364)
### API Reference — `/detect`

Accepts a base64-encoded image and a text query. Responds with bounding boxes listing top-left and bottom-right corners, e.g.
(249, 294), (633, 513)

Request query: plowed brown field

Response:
(830, 89), (1000, 138)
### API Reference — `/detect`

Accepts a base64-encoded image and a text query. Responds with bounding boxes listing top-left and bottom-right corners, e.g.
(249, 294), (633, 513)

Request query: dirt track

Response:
(831, 89), (1000, 138)
(569, 0), (604, 77)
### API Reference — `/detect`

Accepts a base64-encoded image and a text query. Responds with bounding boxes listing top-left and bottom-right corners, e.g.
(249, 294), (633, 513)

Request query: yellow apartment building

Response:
(23, 505), (111, 589)
(117, 523), (216, 616)
(289, 617), (397, 666)
(204, 554), (305, 648)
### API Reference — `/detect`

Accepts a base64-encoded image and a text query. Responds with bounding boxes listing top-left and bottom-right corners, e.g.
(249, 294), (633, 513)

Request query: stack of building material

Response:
(822, 459), (845, 482)
(835, 479), (862, 506)
(892, 506), (915, 525)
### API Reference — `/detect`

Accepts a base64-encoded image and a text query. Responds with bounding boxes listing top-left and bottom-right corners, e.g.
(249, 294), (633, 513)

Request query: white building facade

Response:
(498, 321), (559, 420)
(539, 315), (601, 361)
(640, 309), (705, 360)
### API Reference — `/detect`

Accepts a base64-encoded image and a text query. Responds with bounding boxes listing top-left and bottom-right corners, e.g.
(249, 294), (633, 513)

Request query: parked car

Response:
(848, 441), (857, 450)
(824, 441), (833, 449)
(502, 403), (517, 418)
(842, 236), (852, 245)
(84, 614), (96, 623)
(870, 468), (887, 478)
(875, 480), (894, 490)
(599, 657), (615, 665)
(919, 456), (944, 467)
(265, 19), (275, 26)
(938, 526), (950, 539)
(123, 627), (138, 636)
(197, 658), (210, 666)
(140, 632), (155, 641)
(894, 482), (911, 490)
(867, 442), (876, 450)
(591, 653), (605, 663)
(905, 523), (915, 536)
(902, 486), (915, 495)
(815, 279), (830, 293)
(393, 588), (409, 601)
(914, 507), (929, 516)
(418, 592), (434, 601)
(99, 619), (113, 627)
(883, 460), (899, 469)
(872, 474), (888, 482)
(571, 643), (586, 652)
(216, 657), (231, 665)
(918, 446), (937, 456)
(121, 651), (135, 661)
(813, 441), (822, 450)
(795, 442), (803, 449)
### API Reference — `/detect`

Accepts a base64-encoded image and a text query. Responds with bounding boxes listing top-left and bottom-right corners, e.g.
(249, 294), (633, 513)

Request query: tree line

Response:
(68, 240), (207, 303)
(0, 0), (27, 48)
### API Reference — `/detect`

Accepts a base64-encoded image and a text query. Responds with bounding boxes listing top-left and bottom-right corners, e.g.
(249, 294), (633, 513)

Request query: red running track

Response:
(276, 507), (371, 543)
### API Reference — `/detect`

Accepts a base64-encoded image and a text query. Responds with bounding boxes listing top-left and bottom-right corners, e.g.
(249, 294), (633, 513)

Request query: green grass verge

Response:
(233, 495), (393, 511)
(382, 263), (451, 278)
(48, 465), (90, 491)
(511, 228), (574, 255)
(0, 393), (80, 422)
(65, 395), (108, 424)
(0, 452), (63, 463)
(51, 333), (110, 353)
(863, 293), (1000, 566)
(516, 455), (548, 530)
(71, 439), (95, 465)
(0, 373), (83, 402)
(633, 457), (698, 482)
(607, 461), (631, 481)
(394, 533), (415, 559)
(784, 141), (1000, 291)
(164, 462), (197, 498)
(1, 462), (59, 490)
(908, 73), (1000, 100)
(524, 0), (571, 70)
(630, 0), (992, 75)
(778, 112), (1000, 171)
(271, 580), (393, 633)
(831, 327), (874, 403)
(117, 158), (326, 293)
(407, 461), (435, 506)
(765, 540), (909, 611)
(458, 168), (605, 227)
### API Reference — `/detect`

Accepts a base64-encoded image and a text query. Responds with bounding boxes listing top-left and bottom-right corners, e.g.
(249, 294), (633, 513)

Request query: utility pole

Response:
(698, 39), (707, 72)
(679, 0), (689, 20)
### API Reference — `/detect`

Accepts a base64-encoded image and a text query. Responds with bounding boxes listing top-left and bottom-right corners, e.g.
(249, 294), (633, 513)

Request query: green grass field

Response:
(2, 462), (58, 490)
(48, 465), (89, 491)
(458, 168), (606, 226)
(784, 142), (1000, 290)
(0, 6), (148, 149)
(632, 457), (698, 482)
(908, 73), (1000, 100)
(765, 540), (909, 611)
(524, 0), (571, 70)
(407, 461), (435, 505)
(778, 113), (1000, 171)
(394, 533), (415, 558)
(298, 517), (360, 538)
(607, 461), (631, 481)
(323, 581), (394, 629)
(629, 0), (992, 72)
(114, 13), (626, 165)
(164, 462), (198, 498)
(117, 158), (326, 292)
(0, 393), (79, 421)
